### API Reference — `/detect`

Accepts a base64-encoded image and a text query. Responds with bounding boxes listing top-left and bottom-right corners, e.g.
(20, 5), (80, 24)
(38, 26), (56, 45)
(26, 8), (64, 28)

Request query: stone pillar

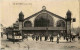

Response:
(19, 22), (23, 39)
(67, 21), (71, 35)
(19, 22), (23, 30)
(66, 10), (72, 42)
(19, 11), (24, 40)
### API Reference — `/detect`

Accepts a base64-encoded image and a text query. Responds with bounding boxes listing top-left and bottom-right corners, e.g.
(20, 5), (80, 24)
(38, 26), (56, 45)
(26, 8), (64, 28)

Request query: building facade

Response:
(14, 6), (72, 37)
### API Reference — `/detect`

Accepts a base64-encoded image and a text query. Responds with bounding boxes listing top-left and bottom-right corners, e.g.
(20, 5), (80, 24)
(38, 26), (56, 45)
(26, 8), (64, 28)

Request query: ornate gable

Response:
(24, 6), (65, 21)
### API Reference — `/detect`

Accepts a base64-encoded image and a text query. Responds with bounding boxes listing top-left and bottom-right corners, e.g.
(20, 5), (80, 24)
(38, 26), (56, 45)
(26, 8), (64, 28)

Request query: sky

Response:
(0, 0), (80, 28)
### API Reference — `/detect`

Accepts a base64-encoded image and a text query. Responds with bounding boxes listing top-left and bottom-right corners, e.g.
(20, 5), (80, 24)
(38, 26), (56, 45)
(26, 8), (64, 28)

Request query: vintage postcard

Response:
(0, 0), (80, 50)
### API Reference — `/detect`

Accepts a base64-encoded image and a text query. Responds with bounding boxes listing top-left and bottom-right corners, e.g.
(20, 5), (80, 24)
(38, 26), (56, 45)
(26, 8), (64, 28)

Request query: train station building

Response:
(13, 6), (74, 37)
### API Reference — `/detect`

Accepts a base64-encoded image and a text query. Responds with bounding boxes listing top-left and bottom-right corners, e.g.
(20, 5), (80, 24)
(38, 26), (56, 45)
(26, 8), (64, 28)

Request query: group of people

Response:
(65, 35), (75, 42)
(24, 34), (80, 43)
(64, 34), (80, 42)
(31, 34), (60, 43)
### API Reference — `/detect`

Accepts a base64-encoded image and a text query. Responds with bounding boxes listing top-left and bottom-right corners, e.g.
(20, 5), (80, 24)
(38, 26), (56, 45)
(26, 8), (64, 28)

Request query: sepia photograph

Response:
(0, 0), (80, 50)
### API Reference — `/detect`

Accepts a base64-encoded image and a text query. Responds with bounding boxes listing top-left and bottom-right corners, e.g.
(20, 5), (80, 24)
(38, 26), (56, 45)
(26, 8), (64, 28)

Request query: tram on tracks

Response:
(6, 27), (23, 41)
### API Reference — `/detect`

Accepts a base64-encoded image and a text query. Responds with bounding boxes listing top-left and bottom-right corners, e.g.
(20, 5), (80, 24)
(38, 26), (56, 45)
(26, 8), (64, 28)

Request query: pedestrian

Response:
(69, 34), (72, 42)
(36, 35), (39, 41)
(50, 36), (51, 42)
(57, 37), (59, 43)
(64, 36), (65, 40)
(51, 36), (53, 42)
(32, 35), (35, 40)
(52, 37), (54, 42)
(73, 36), (75, 41)
(57, 34), (60, 43)
(45, 36), (48, 41)
(72, 36), (73, 41)
(50, 36), (53, 42)
(1, 32), (3, 38)
(78, 36), (80, 40)
(36, 36), (38, 41)
(40, 35), (42, 41)
(45, 36), (46, 41)
(66, 37), (68, 41)
(37, 36), (39, 41)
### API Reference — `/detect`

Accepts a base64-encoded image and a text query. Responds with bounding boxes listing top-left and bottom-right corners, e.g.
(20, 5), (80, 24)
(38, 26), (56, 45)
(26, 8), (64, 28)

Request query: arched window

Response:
(56, 20), (65, 27)
(34, 13), (53, 27)
(24, 21), (32, 27)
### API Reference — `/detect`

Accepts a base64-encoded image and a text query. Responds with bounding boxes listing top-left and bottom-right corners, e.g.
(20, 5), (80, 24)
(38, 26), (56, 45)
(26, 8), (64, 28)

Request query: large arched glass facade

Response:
(34, 13), (53, 27)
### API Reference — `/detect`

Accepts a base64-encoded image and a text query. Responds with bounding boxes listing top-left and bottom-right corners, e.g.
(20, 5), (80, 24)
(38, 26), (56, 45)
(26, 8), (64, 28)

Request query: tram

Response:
(6, 27), (23, 40)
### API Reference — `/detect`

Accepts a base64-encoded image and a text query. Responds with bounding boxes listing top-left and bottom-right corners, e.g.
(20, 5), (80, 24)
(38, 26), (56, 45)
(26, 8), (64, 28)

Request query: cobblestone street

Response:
(1, 35), (80, 50)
